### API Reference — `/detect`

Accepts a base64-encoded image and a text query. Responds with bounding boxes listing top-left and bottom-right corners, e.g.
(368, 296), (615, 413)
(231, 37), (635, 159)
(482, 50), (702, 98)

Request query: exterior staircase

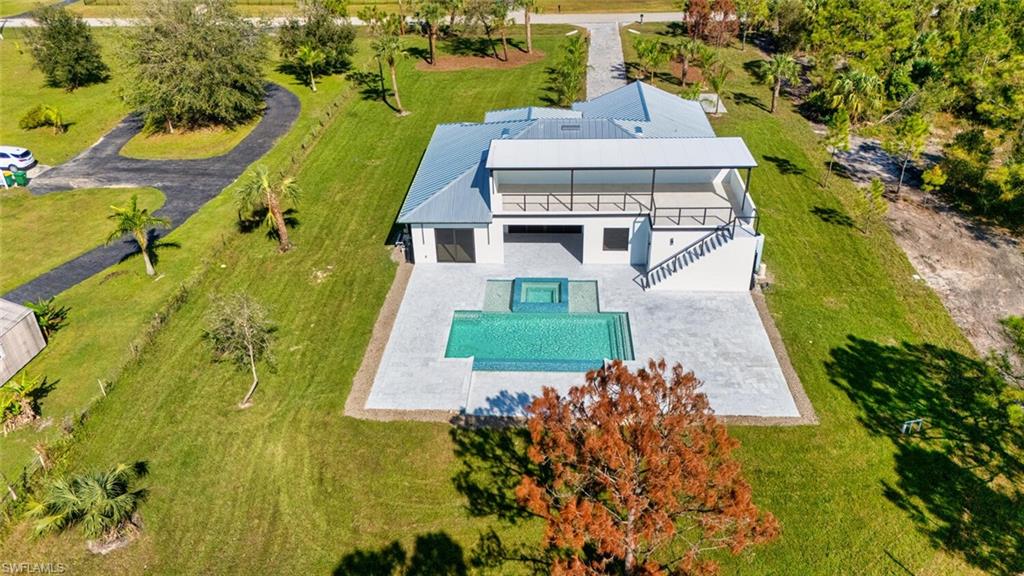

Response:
(637, 225), (737, 290)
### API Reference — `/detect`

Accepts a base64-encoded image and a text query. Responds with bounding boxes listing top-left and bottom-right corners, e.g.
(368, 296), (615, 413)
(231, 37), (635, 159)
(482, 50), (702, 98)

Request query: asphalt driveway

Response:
(3, 84), (300, 303)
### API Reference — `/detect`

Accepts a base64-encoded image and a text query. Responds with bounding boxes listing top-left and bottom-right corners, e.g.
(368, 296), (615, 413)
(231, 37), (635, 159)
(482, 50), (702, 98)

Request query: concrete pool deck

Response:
(359, 240), (810, 421)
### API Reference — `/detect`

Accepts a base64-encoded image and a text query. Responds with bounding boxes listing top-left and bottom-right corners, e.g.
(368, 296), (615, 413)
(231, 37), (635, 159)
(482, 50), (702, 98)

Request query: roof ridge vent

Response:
(634, 126), (644, 135)
(500, 128), (511, 138)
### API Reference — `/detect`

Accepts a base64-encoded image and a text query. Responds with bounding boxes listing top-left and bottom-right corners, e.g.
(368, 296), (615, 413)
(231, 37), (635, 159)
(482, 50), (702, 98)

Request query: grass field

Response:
(0, 23), (1012, 575)
(0, 187), (163, 294)
(119, 121), (260, 160)
(0, 0), (42, 17)
(0, 29), (129, 166)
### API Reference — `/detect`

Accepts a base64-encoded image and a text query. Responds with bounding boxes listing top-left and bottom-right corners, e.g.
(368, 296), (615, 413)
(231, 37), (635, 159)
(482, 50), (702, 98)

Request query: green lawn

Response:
(0, 29), (129, 166)
(0, 24), (1012, 575)
(0, 0), (44, 17)
(0, 28), (571, 573)
(119, 121), (259, 160)
(0, 186), (163, 294)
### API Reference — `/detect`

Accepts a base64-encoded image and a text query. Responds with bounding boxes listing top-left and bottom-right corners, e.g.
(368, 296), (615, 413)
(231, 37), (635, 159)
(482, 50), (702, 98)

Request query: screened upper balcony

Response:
(486, 138), (759, 229)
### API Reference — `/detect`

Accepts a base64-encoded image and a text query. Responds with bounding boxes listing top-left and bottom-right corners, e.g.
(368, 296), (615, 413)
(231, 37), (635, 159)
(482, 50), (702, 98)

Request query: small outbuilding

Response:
(0, 298), (46, 385)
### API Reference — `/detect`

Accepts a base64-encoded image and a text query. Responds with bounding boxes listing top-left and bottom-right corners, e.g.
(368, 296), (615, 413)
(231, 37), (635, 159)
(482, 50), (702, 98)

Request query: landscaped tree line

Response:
(726, 0), (1024, 223)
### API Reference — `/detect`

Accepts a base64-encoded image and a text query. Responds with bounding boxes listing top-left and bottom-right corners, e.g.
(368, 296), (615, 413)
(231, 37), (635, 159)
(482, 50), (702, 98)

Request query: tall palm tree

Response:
(236, 165), (301, 252)
(293, 45), (326, 92)
(761, 53), (799, 113)
(373, 33), (409, 115)
(26, 463), (147, 543)
(106, 194), (170, 277)
(708, 63), (731, 115)
(829, 69), (882, 125)
(519, 0), (537, 54)
(673, 37), (700, 85)
(419, 1), (446, 65)
(694, 44), (719, 88)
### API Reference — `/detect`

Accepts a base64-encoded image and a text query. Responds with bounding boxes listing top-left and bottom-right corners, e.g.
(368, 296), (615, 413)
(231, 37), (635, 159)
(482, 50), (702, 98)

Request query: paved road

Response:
(3, 84), (300, 303)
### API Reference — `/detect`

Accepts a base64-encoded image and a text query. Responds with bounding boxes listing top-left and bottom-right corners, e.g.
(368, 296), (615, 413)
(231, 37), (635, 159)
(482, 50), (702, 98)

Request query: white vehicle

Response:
(0, 146), (36, 172)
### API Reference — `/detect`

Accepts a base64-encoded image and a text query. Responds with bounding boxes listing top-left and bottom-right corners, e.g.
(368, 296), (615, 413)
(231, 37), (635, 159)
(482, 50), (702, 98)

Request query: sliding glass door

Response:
(434, 228), (476, 263)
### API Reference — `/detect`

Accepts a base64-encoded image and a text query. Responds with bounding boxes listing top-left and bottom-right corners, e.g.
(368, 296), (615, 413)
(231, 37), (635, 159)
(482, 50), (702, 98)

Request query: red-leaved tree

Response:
(515, 359), (779, 576)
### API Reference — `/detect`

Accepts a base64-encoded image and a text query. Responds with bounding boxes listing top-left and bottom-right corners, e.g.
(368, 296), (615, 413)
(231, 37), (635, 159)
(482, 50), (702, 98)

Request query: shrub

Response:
(25, 5), (108, 91)
(278, 0), (357, 74)
(18, 105), (65, 134)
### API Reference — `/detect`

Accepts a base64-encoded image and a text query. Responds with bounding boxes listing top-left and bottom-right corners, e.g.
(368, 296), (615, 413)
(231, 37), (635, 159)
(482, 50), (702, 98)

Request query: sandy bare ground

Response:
(828, 133), (1024, 355)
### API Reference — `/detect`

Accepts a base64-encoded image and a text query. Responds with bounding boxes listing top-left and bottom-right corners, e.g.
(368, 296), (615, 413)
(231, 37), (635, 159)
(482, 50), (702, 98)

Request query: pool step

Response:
(606, 313), (635, 362)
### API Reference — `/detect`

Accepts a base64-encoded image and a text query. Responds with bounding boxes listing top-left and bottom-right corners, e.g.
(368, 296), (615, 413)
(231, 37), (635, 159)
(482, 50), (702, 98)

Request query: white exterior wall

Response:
(722, 168), (756, 220)
(409, 223), (504, 264)
(647, 228), (760, 292)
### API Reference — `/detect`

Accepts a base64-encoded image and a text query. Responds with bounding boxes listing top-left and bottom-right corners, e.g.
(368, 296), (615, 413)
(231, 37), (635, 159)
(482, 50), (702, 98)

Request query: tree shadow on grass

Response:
(826, 336), (1024, 574)
(333, 532), (467, 576)
(235, 208), (301, 243)
(762, 155), (806, 176)
(114, 229), (181, 268)
(441, 35), (497, 58)
(731, 91), (769, 112)
(346, 68), (398, 113)
(810, 206), (854, 228)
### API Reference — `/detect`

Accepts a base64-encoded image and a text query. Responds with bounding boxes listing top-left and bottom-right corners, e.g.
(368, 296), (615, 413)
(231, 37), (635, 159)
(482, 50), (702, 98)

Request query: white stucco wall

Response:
(494, 215), (649, 266)
(647, 228), (760, 292)
(408, 223), (502, 264)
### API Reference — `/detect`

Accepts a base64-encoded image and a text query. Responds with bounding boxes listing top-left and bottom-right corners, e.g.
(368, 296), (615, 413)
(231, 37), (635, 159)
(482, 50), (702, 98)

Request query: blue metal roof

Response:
(484, 106), (582, 122)
(398, 120), (532, 223)
(398, 82), (721, 224)
(573, 82), (715, 138)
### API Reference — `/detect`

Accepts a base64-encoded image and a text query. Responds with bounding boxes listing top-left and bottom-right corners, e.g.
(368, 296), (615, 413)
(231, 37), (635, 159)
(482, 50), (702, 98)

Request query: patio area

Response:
(365, 240), (802, 419)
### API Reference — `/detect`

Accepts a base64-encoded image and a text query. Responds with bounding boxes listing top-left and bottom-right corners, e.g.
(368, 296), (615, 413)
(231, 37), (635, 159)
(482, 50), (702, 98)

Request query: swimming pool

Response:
(445, 310), (635, 372)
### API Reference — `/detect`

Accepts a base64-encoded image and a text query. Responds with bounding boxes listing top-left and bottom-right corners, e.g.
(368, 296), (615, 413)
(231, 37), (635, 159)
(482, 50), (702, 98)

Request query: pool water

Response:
(445, 310), (634, 372)
(523, 283), (559, 303)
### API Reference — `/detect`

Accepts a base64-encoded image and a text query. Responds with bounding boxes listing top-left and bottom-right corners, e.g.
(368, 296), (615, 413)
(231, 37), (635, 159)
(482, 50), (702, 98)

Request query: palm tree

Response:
(491, 0), (513, 61)
(694, 44), (719, 88)
(829, 69), (882, 125)
(41, 105), (64, 135)
(293, 45), (326, 92)
(1, 374), (47, 434)
(632, 36), (668, 82)
(26, 463), (147, 544)
(419, 1), (446, 65)
(519, 0), (537, 54)
(236, 165), (301, 252)
(373, 33), (409, 115)
(708, 63), (730, 115)
(106, 194), (170, 277)
(761, 53), (799, 113)
(24, 297), (70, 341)
(673, 37), (700, 85)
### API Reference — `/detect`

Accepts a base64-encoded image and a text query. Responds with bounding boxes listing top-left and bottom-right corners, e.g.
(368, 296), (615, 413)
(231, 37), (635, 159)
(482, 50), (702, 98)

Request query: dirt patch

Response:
(823, 130), (1024, 355)
(668, 60), (704, 86)
(416, 49), (545, 72)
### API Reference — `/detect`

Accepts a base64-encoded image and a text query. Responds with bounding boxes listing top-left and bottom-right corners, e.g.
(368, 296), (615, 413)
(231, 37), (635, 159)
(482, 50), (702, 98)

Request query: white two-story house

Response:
(397, 81), (764, 291)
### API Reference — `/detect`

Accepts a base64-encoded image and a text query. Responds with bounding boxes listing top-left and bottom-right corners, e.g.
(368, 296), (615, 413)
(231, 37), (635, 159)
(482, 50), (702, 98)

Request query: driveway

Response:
(3, 84), (300, 303)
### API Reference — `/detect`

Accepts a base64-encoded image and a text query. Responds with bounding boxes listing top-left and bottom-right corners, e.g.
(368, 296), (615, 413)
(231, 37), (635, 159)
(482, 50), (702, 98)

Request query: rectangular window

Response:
(603, 228), (629, 251)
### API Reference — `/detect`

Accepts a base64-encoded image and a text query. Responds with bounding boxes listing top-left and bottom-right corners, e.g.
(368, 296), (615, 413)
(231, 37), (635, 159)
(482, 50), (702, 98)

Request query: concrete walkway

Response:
(583, 22), (628, 98)
(3, 84), (299, 303)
